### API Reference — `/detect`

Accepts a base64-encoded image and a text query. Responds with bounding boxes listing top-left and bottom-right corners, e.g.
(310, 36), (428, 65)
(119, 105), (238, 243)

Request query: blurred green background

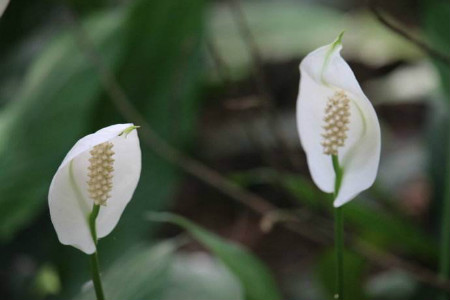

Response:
(0, 0), (449, 299)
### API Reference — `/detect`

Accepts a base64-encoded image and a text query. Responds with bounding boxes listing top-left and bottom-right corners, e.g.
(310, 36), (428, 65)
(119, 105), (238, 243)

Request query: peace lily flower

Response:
(48, 124), (141, 254)
(296, 33), (381, 207)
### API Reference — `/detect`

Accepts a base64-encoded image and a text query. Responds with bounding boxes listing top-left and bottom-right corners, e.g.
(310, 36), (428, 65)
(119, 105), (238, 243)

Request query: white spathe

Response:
(49, 124), (141, 254)
(296, 34), (381, 207)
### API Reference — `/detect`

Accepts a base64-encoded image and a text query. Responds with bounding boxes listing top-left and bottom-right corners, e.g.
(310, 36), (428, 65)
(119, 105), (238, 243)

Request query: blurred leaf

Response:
(364, 62), (439, 105)
(426, 100), (450, 295)
(343, 201), (436, 259)
(32, 264), (61, 299)
(162, 252), (244, 300)
(96, 0), (205, 268)
(76, 241), (176, 300)
(76, 240), (244, 300)
(280, 173), (325, 210)
(423, 3), (450, 286)
(0, 0), (205, 239)
(148, 212), (282, 300)
(283, 174), (437, 258)
(208, 1), (423, 80)
(316, 249), (367, 300)
(0, 0), (58, 57)
(119, 0), (204, 146)
(235, 172), (437, 259)
(0, 0), (206, 297)
(365, 269), (417, 300)
(422, 0), (450, 98)
(230, 169), (437, 257)
(0, 9), (126, 241)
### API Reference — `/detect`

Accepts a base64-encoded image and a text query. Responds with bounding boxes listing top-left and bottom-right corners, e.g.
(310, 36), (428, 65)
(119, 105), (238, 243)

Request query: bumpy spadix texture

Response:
(296, 35), (381, 207)
(322, 90), (351, 155)
(49, 124), (141, 254)
(88, 142), (114, 206)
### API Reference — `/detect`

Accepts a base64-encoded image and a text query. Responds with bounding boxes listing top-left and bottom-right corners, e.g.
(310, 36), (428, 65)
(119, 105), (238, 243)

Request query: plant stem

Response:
(334, 206), (344, 300)
(89, 204), (105, 300)
(90, 251), (104, 300)
(89, 204), (100, 243)
(332, 155), (344, 300)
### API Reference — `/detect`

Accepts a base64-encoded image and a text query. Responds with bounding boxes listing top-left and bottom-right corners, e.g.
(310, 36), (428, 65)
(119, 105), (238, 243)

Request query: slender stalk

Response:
(89, 251), (104, 300)
(89, 204), (100, 243)
(332, 155), (344, 300)
(88, 204), (105, 300)
(334, 207), (344, 300)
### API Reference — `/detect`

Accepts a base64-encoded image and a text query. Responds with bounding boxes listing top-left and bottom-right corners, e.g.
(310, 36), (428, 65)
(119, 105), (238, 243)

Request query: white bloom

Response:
(0, 0), (9, 18)
(296, 34), (381, 207)
(48, 124), (141, 254)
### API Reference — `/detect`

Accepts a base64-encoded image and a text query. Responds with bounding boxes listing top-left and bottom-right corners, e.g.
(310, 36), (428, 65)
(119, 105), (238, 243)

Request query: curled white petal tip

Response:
(48, 124), (141, 254)
(296, 34), (381, 206)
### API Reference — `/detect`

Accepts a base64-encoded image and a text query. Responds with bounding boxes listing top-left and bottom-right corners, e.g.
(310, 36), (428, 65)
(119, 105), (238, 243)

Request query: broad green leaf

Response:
(422, 0), (450, 98)
(148, 212), (282, 300)
(208, 1), (423, 80)
(76, 240), (244, 300)
(422, 4), (450, 291)
(119, 0), (204, 146)
(366, 269), (418, 300)
(97, 0), (205, 267)
(162, 252), (244, 300)
(76, 241), (176, 300)
(283, 174), (437, 258)
(231, 170), (437, 259)
(0, 9), (126, 240)
(0, 0), (206, 297)
(0, 0), (205, 242)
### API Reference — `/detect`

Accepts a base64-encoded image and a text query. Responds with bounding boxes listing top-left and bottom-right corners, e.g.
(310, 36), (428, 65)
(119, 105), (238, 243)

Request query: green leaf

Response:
(147, 212), (282, 300)
(0, 0), (205, 243)
(422, 4), (450, 290)
(0, 0), (206, 297)
(32, 264), (61, 299)
(0, 9), (126, 240)
(230, 169), (437, 257)
(271, 173), (437, 259)
(422, 0), (450, 98)
(208, 1), (423, 80)
(76, 241), (176, 300)
(366, 269), (418, 300)
(162, 252), (244, 300)
(96, 0), (205, 268)
(118, 0), (204, 146)
(76, 240), (244, 300)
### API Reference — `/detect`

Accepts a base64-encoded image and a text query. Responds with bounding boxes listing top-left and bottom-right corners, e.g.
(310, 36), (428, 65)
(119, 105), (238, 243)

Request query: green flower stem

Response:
(334, 206), (344, 300)
(89, 204), (105, 300)
(332, 155), (344, 300)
